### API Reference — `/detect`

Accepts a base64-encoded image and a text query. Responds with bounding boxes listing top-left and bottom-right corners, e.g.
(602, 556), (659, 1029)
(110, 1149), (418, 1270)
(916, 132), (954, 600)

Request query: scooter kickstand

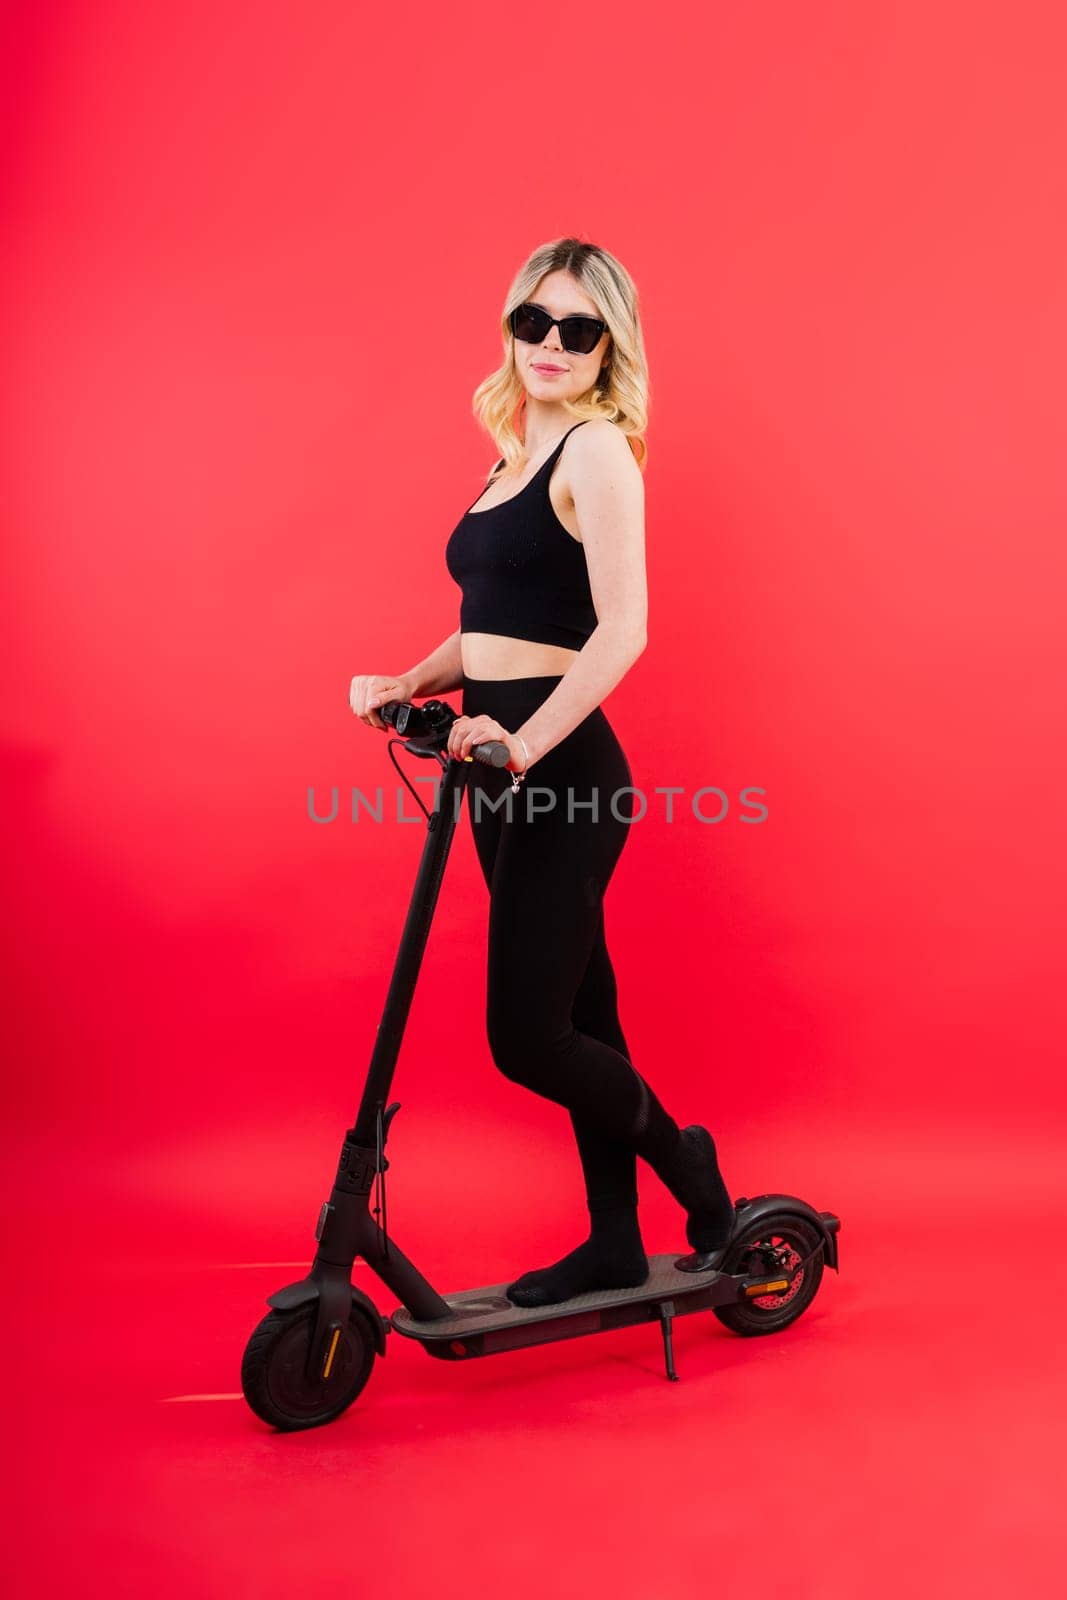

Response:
(656, 1300), (680, 1382)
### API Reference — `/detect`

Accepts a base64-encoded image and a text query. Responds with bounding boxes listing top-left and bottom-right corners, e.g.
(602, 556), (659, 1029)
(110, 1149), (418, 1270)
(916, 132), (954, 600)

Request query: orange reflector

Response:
(322, 1326), (342, 1378)
(449, 1340), (468, 1356)
(744, 1279), (790, 1296)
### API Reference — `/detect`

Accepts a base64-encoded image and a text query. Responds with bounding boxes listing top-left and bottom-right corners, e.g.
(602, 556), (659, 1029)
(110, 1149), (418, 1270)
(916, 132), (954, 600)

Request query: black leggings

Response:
(462, 673), (684, 1213)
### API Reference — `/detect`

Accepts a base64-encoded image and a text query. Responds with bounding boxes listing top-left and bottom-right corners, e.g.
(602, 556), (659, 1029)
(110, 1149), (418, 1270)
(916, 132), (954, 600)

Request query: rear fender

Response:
(731, 1193), (841, 1273)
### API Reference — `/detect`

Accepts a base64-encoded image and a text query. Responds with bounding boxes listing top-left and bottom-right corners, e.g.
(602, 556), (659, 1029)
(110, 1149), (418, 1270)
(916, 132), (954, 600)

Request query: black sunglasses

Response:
(508, 301), (608, 356)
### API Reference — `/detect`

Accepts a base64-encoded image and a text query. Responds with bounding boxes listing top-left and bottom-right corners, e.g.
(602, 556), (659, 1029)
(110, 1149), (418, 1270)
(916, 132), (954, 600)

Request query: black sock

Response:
(619, 1065), (737, 1254)
(505, 1202), (649, 1307)
(657, 1125), (736, 1252)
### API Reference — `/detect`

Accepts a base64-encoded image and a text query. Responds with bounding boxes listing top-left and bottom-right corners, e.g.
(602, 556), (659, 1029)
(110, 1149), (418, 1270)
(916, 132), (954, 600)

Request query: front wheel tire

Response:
(241, 1301), (378, 1431)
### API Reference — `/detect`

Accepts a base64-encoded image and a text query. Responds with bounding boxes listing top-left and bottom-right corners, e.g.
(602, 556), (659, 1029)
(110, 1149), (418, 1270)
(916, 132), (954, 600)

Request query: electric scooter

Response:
(241, 695), (841, 1431)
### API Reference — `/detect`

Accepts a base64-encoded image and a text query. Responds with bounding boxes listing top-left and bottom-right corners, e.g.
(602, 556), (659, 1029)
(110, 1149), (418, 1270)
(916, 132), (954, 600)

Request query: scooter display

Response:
(241, 695), (841, 1431)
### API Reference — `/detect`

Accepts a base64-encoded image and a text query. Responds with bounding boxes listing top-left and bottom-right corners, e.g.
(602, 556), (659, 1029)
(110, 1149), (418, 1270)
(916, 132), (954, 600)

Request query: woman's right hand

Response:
(349, 673), (417, 732)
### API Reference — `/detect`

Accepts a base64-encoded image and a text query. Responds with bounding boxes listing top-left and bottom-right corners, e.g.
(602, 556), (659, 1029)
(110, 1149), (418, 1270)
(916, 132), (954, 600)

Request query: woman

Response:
(350, 236), (735, 1307)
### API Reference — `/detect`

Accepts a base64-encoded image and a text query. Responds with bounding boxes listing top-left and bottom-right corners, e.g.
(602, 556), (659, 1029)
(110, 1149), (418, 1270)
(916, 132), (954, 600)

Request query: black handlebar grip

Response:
(471, 739), (511, 768)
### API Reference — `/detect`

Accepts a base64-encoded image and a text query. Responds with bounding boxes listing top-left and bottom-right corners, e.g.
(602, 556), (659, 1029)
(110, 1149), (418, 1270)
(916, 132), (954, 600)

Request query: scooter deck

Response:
(390, 1249), (730, 1340)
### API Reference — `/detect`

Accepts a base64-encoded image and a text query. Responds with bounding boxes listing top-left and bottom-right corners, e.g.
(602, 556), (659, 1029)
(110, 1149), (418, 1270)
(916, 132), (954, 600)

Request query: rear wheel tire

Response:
(241, 1300), (378, 1431)
(713, 1213), (825, 1336)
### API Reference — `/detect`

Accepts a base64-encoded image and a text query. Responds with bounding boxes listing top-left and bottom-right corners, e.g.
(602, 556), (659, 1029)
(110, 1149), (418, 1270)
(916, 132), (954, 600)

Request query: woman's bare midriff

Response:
(460, 634), (579, 679)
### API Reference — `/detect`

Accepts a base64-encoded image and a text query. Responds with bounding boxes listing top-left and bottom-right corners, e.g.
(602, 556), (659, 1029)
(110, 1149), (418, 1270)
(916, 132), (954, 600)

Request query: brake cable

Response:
(385, 739), (447, 823)
(373, 1101), (390, 1260)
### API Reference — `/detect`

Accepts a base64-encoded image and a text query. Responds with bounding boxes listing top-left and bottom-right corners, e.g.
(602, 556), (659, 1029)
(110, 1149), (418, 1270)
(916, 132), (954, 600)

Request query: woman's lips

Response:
(532, 364), (567, 375)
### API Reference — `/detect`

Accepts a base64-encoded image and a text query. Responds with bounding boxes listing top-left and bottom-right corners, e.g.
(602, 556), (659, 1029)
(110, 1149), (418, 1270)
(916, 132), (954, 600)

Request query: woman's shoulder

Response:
(567, 417), (643, 479)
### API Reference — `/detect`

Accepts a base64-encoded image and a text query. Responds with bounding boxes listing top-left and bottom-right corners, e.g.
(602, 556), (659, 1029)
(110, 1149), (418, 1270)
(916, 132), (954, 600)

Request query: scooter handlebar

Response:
(375, 698), (512, 768)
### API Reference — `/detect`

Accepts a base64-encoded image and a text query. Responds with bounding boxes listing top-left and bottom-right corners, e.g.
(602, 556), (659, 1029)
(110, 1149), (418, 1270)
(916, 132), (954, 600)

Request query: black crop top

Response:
(444, 420), (598, 651)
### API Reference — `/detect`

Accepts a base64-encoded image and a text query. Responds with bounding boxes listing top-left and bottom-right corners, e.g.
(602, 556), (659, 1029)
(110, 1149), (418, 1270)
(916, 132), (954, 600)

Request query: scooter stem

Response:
(351, 751), (469, 1145)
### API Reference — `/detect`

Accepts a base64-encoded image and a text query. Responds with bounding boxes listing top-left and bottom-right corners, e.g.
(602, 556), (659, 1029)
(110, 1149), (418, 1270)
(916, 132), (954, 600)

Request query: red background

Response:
(3, 1), (1064, 1594)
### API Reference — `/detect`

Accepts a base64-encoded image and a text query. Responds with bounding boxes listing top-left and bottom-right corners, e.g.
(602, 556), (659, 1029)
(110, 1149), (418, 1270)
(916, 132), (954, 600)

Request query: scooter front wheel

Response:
(712, 1212), (825, 1336)
(241, 1300), (378, 1431)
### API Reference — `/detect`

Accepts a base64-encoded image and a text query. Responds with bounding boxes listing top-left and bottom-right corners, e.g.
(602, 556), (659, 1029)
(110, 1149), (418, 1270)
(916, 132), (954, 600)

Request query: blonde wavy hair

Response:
(471, 236), (649, 487)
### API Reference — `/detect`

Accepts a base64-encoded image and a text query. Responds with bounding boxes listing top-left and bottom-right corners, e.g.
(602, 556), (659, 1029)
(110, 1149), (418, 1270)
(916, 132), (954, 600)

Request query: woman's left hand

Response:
(447, 714), (528, 774)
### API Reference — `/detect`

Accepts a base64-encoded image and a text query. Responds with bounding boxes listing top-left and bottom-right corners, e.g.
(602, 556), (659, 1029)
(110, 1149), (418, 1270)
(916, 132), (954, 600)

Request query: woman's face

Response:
(512, 269), (611, 406)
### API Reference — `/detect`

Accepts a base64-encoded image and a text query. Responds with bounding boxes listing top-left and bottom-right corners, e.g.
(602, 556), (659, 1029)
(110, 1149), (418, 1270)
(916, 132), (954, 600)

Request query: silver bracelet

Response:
(510, 734), (531, 793)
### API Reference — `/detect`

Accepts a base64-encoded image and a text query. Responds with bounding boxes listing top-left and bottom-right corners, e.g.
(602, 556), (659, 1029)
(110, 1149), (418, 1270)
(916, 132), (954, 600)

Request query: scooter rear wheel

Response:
(712, 1212), (825, 1336)
(241, 1300), (378, 1431)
